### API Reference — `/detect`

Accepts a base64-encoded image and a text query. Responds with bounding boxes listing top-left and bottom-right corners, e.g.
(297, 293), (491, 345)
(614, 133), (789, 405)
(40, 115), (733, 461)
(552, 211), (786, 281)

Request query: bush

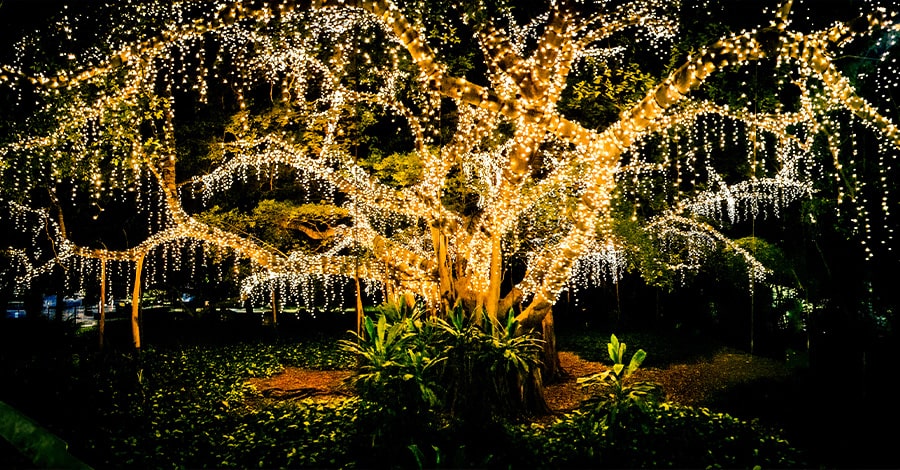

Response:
(340, 299), (544, 419)
(509, 334), (802, 469)
(577, 334), (664, 433)
(512, 403), (801, 468)
(339, 299), (545, 466)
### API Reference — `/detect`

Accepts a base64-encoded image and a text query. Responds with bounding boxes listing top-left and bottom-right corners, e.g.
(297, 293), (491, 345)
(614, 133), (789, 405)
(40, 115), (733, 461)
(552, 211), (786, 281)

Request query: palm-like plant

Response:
(577, 334), (664, 430)
(481, 312), (544, 412)
(339, 300), (444, 408)
(343, 299), (545, 417)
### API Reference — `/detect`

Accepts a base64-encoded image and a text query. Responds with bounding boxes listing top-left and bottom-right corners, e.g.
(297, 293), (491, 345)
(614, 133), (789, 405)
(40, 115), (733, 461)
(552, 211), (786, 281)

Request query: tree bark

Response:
(484, 235), (503, 321)
(131, 253), (144, 350)
(99, 259), (106, 350)
(354, 267), (363, 337)
(270, 287), (278, 326)
(541, 308), (563, 382)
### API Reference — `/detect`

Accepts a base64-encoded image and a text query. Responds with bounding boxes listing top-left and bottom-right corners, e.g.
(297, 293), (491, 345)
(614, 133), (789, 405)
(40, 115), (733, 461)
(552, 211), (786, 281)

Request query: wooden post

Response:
(131, 253), (144, 350)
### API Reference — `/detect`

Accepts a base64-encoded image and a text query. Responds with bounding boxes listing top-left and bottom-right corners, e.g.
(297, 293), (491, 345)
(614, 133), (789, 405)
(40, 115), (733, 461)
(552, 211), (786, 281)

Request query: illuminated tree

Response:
(1, 0), (898, 372)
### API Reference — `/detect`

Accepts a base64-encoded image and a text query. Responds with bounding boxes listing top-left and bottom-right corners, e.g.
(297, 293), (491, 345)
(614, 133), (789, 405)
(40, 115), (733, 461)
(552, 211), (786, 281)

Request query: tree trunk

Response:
(524, 368), (551, 415)
(354, 271), (363, 337)
(270, 288), (278, 326)
(54, 285), (64, 322)
(131, 254), (144, 350)
(541, 308), (563, 382)
(99, 260), (106, 350)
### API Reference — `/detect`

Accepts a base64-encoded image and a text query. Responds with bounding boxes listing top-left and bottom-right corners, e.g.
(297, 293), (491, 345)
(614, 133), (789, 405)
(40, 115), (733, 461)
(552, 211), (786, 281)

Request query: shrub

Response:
(577, 334), (664, 433)
(339, 298), (545, 466)
(512, 402), (801, 468)
(433, 304), (544, 417)
(506, 334), (802, 468)
(340, 298), (544, 419)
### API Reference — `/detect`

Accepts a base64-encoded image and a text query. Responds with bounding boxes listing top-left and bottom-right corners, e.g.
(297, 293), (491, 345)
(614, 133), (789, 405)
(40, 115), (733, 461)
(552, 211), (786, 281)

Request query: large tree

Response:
(1, 0), (898, 373)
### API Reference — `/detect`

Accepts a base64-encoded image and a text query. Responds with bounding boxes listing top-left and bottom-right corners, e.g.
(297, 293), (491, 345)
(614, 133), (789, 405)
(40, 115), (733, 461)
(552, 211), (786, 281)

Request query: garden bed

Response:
(244, 348), (792, 416)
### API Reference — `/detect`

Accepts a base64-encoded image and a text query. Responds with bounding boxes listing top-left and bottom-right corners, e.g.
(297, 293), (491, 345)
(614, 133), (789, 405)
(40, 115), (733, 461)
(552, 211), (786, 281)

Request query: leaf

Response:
(408, 444), (426, 469)
(0, 401), (92, 470)
(363, 316), (376, 342)
(377, 314), (387, 339)
(627, 349), (647, 376)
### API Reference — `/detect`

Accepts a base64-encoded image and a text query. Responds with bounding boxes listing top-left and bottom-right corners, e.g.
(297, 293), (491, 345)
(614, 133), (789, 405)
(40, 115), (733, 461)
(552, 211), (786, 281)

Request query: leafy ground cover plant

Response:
(510, 401), (801, 468)
(508, 334), (801, 468)
(2, 318), (802, 468)
(66, 339), (357, 468)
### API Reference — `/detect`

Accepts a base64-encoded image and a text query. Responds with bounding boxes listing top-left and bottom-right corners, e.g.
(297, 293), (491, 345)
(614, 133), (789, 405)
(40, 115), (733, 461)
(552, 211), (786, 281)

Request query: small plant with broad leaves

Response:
(578, 334), (664, 429)
(431, 304), (544, 416)
(337, 297), (446, 467)
(479, 309), (545, 413)
(338, 298), (444, 409)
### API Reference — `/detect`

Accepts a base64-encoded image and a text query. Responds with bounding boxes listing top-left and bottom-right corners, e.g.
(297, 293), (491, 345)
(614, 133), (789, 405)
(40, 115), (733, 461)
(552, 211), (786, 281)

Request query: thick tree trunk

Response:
(541, 308), (563, 382)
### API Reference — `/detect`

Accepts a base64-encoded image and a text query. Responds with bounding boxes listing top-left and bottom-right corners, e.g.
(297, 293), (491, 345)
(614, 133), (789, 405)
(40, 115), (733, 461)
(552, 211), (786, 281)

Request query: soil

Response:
(245, 347), (792, 419)
(246, 369), (353, 406)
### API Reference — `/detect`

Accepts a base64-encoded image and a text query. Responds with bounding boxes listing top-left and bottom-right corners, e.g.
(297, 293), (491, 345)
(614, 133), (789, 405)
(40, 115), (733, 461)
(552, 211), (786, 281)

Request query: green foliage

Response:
(558, 329), (725, 368)
(337, 298), (546, 467)
(221, 399), (358, 468)
(612, 212), (681, 290)
(560, 59), (657, 128)
(339, 305), (445, 409)
(75, 340), (356, 468)
(512, 336), (799, 468)
(340, 298), (544, 418)
(0, 401), (92, 469)
(360, 149), (425, 189)
(196, 200), (349, 253)
(441, 164), (485, 217)
(0, 324), (805, 469)
(433, 305), (544, 417)
(577, 334), (664, 431)
(513, 402), (801, 468)
(255, 199), (350, 234)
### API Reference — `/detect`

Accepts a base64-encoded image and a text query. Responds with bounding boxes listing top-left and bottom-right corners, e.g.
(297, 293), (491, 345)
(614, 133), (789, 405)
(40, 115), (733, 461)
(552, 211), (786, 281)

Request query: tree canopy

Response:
(1, 0), (897, 347)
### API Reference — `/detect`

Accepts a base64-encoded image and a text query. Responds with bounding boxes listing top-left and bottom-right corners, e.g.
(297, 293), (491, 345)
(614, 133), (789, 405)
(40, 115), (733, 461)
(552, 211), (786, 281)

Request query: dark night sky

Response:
(0, 0), (67, 37)
(0, 0), (69, 61)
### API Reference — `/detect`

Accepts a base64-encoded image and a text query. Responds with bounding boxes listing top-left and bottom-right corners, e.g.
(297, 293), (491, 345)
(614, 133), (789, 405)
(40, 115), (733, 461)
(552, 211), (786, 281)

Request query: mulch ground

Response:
(245, 348), (791, 416)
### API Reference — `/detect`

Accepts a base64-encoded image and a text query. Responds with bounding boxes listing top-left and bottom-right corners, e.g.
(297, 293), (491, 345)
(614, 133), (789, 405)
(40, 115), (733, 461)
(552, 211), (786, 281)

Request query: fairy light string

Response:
(0, 0), (897, 326)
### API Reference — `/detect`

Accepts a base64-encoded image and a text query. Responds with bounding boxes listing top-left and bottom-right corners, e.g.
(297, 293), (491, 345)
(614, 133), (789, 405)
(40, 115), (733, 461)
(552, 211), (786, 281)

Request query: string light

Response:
(1, 0), (897, 322)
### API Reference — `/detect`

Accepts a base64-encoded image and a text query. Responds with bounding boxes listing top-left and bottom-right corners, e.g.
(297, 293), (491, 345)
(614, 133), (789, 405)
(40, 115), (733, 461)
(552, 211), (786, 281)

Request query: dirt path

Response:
(245, 348), (791, 413)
